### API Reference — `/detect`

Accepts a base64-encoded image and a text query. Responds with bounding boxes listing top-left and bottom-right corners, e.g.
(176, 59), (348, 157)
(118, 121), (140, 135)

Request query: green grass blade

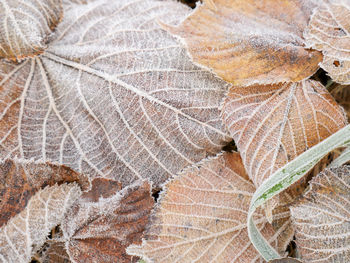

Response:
(329, 145), (350, 168)
(247, 124), (350, 261)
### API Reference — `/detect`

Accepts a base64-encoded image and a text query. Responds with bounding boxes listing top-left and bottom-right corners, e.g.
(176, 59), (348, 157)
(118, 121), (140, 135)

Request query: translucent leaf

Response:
(0, 183), (81, 262)
(127, 153), (292, 263)
(0, 0), (229, 187)
(304, 1), (350, 84)
(165, 0), (322, 86)
(61, 179), (154, 263)
(221, 80), (347, 211)
(0, 0), (62, 60)
(291, 166), (350, 262)
(0, 158), (89, 228)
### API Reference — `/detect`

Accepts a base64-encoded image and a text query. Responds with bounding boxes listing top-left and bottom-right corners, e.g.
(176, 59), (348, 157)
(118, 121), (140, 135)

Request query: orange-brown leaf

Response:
(222, 80), (347, 190)
(0, 158), (89, 227)
(128, 153), (292, 262)
(330, 84), (350, 121)
(291, 166), (350, 262)
(166, 0), (322, 86)
(304, 1), (350, 84)
(62, 179), (154, 263)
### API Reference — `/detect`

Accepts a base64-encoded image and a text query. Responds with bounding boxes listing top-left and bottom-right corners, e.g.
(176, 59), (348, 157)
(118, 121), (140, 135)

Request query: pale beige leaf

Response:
(0, 0), (229, 187)
(165, 0), (322, 86)
(291, 166), (350, 262)
(0, 183), (81, 262)
(304, 1), (350, 84)
(221, 80), (347, 190)
(0, 0), (62, 60)
(62, 179), (153, 263)
(127, 153), (292, 263)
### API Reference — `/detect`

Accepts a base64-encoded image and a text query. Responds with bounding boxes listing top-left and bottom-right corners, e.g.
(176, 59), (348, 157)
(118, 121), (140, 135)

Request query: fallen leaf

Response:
(61, 179), (154, 263)
(222, 80), (347, 192)
(290, 166), (350, 262)
(165, 0), (322, 86)
(0, 0), (62, 60)
(330, 83), (350, 120)
(269, 258), (302, 263)
(127, 153), (292, 262)
(0, 158), (89, 227)
(0, 0), (229, 187)
(41, 241), (71, 263)
(0, 183), (81, 262)
(304, 1), (350, 84)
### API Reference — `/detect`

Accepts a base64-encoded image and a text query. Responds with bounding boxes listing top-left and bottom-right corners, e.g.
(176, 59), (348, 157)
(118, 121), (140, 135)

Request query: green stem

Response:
(247, 124), (350, 261)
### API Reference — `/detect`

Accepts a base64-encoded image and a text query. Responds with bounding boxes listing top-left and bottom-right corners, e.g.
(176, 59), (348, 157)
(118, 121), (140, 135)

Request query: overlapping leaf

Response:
(222, 80), (347, 194)
(0, 0), (62, 60)
(0, 158), (88, 227)
(128, 153), (292, 262)
(0, 0), (230, 187)
(0, 183), (81, 262)
(304, 1), (350, 84)
(60, 179), (153, 263)
(291, 166), (350, 262)
(165, 0), (322, 86)
(330, 83), (350, 120)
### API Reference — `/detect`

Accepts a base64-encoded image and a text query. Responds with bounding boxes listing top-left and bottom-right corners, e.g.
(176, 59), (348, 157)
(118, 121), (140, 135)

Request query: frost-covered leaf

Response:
(330, 83), (350, 120)
(41, 241), (71, 263)
(165, 0), (322, 86)
(221, 80), (347, 194)
(0, 183), (81, 263)
(61, 179), (153, 263)
(291, 166), (350, 262)
(127, 153), (292, 263)
(0, 158), (88, 227)
(269, 259), (302, 263)
(304, 1), (350, 84)
(0, 0), (62, 60)
(0, 0), (229, 187)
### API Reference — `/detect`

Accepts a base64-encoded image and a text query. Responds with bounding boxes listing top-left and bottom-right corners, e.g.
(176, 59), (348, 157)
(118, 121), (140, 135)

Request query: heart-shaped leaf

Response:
(0, 0), (62, 60)
(128, 153), (292, 262)
(0, 183), (81, 262)
(304, 1), (350, 84)
(0, 0), (229, 187)
(61, 179), (153, 263)
(222, 80), (347, 194)
(291, 166), (350, 262)
(165, 0), (322, 86)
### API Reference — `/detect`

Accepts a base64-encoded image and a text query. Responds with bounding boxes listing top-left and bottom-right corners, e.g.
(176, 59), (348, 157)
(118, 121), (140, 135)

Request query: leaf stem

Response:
(247, 124), (350, 261)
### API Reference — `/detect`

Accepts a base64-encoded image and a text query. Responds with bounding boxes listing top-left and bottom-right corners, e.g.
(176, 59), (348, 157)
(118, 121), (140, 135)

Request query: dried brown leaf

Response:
(41, 241), (71, 263)
(291, 166), (350, 262)
(304, 1), (350, 84)
(269, 258), (303, 263)
(330, 83), (350, 120)
(0, 0), (62, 60)
(222, 80), (347, 195)
(128, 153), (292, 263)
(0, 0), (229, 187)
(165, 0), (322, 86)
(61, 179), (154, 263)
(0, 183), (81, 262)
(0, 158), (88, 228)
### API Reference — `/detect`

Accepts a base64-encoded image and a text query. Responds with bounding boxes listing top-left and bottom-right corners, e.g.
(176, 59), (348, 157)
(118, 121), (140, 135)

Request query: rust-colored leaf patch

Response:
(0, 183), (81, 262)
(61, 179), (154, 263)
(128, 153), (292, 262)
(0, 158), (89, 227)
(165, 0), (322, 86)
